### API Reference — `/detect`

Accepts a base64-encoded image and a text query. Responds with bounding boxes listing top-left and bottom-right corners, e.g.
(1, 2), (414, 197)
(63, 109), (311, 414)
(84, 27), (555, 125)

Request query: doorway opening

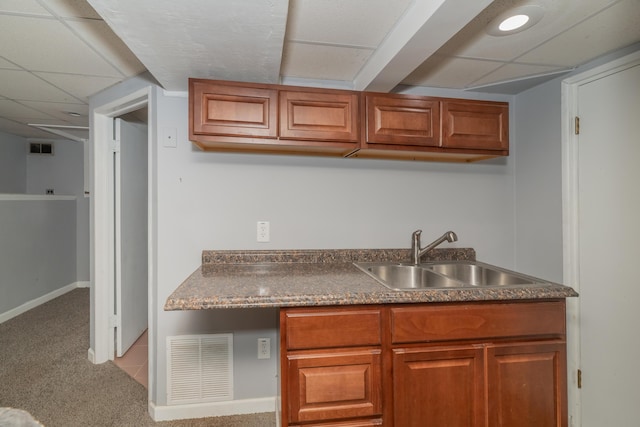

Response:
(111, 108), (149, 387)
(90, 87), (154, 391)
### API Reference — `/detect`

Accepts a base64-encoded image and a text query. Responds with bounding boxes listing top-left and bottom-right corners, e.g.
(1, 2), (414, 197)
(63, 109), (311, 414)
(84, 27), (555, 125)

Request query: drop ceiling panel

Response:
(0, 0), (49, 15)
(442, 0), (622, 62)
(0, 69), (82, 103)
(0, 14), (122, 76)
(403, 56), (504, 88)
(0, 57), (20, 69)
(519, 0), (640, 66)
(286, 0), (412, 47)
(281, 42), (373, 81)
(20, 101), (88, 124)
(34, 72), (120, 101)
(0, 99), (56, 120)
(468, 62), (570, 87)
(66, 20), (145, 76)
(0, 117), (55, 138)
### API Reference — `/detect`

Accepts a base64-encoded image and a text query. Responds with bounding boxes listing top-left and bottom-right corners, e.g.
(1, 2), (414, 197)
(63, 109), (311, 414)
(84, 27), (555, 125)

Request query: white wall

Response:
(0, 197), (77, 316)
(513, 81), (564, 282)
(513, 42), (640, 283)
(0, 130), (27, 193)
(26, 139), (90, 282)
(152, 89), (517, 406)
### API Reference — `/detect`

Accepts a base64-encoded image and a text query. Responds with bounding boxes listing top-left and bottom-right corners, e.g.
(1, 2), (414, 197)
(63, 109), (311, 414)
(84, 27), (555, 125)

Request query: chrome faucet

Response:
(411, 230), (458, 265)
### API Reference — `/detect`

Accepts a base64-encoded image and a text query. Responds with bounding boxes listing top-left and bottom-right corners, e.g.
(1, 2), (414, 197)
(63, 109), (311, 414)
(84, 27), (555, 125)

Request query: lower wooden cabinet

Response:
(487, 341), (567, 427)
(280, 301), (567, 427)
(393, 345), (484, 427)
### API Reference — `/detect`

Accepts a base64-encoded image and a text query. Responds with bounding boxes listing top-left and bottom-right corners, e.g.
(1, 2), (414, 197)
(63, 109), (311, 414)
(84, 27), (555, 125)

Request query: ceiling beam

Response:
(354, 0), (493, 92)
(88, 0), (289, 91)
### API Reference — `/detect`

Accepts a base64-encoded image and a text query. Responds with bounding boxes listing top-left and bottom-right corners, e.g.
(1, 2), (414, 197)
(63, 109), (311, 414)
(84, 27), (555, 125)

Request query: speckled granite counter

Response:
(164, 249), (578, 310)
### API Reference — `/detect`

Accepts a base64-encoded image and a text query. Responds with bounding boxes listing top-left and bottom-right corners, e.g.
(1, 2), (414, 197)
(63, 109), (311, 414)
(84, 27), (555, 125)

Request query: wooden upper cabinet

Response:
(280, 90), (359, 142)
(442, 100), (508, 151)
(190, 79), (277, 138)
(364, 94), (440, 147)
(189, 78), (510, 161)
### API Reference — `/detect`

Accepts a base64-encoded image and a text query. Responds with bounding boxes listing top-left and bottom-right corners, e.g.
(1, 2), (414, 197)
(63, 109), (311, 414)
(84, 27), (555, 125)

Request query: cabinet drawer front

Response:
(391, 301), (565, 344)
(285, 308), (381, 350)
(280, 91), (359, 142)
(191, 81), (278, 138)
(287, 349), (382, 423)
(442, 101), (508, 150)
(365, 95), (440, 146)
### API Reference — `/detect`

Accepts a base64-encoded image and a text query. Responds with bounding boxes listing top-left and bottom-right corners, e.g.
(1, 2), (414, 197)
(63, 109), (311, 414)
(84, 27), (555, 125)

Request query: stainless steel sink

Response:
(426, 262), (539, 286)
(354, 261), (544, 290)
(364, 264), (462, 290)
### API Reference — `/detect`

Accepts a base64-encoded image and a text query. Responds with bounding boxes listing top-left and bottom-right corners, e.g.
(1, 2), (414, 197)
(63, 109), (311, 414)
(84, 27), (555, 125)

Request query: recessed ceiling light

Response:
(66, 111), (81, 117)
(499, 14), (530, 32)
(487, 5), (544, 36)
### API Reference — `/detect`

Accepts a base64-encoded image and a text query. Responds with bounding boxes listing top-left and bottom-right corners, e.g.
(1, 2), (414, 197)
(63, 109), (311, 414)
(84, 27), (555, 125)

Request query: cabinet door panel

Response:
(442, 101), (508, 150)
(365, 95), (440, 146)
(393, 346), (484, 427)
(191, 80), (277, 138)
(280, 91), (359, 142)
(287, 349), (382, 423)
(487, 341), (567, 427)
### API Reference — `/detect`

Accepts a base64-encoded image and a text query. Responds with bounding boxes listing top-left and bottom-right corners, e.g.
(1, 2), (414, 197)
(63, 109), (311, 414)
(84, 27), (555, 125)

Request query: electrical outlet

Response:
(258, 338), (270, 359)
(257, 221), (270, 242)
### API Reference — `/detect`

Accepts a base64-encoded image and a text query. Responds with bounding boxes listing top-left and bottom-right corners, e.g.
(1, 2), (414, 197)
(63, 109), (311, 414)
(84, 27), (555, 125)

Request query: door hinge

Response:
(109, 314), (119, 328)
(577, 369), (582, 388)
(111, 139), (121, 153)
(575, 116), (580, 135)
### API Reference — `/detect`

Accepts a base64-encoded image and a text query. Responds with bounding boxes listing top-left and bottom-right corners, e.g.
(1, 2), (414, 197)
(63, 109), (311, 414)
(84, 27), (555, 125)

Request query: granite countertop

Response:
(164, 249), (578, 310)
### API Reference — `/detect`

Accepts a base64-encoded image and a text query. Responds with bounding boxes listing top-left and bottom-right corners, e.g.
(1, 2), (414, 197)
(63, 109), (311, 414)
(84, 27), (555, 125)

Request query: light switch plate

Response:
(162, 127), (177, 148)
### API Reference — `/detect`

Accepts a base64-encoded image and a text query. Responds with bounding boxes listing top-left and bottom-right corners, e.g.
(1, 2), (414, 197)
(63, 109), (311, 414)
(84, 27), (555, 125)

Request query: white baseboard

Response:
(149, 397), (277, 422)
(0, 282), (84, 324)
(76, 281), (91, 288)
(87, 348), (96, 364)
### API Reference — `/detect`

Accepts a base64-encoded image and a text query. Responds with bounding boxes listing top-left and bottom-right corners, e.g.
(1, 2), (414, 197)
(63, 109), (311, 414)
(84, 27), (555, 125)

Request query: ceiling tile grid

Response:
(1, 0), (640, 140)
(0, 0), (144, 138)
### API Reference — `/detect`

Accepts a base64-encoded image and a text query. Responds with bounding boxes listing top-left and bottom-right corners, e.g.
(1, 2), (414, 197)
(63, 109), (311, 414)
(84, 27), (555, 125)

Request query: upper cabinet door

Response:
(442, 100), (508, 151)
(365, 94), (440, 147)
(190, 79), (278, 138)
(279, 90), (359, 142)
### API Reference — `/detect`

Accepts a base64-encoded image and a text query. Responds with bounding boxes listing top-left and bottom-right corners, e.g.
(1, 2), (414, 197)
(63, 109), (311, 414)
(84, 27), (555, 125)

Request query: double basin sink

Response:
(354, 260), (548, 290)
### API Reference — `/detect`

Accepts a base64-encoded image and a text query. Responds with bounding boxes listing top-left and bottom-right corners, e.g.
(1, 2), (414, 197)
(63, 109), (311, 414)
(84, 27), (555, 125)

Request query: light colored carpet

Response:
(0, 289), (275, 426)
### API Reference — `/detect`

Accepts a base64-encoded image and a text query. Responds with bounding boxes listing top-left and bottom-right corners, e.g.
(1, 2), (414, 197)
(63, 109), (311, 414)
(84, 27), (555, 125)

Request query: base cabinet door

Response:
(393, 346), (485, 427)
(287, 348), (382, 425)
(487, 341), (567, 427)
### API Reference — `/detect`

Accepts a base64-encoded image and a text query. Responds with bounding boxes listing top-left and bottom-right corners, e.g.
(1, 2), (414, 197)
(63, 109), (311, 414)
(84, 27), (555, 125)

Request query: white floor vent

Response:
(166, 333), (233, 405)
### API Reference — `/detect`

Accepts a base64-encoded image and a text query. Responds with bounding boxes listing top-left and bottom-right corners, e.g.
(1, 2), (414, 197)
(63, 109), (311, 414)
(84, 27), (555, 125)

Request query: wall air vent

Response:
(166, 334), (233, 405)
(29, 142), (54, 155)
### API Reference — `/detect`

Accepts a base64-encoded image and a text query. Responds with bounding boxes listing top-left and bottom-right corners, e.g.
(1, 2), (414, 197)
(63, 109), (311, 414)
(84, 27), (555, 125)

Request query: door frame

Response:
(90, 87), (154, 367)
(561, 49), (640, 427)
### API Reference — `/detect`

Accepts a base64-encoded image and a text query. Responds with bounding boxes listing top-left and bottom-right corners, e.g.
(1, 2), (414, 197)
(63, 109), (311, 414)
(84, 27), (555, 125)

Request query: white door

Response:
(577, 60), (640, 425)
(114, 117), (148, 357)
